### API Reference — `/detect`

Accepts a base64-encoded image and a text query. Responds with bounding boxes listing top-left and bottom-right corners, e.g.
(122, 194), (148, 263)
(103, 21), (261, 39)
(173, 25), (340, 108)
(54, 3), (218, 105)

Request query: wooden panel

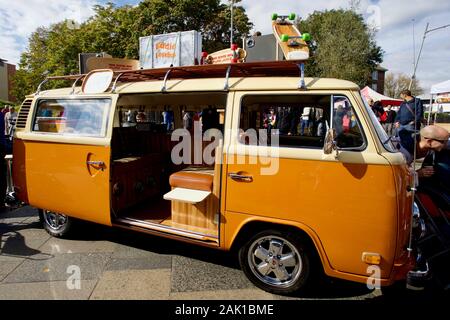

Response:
(171, 198), (216, 231)
(112, 153), (162, 214)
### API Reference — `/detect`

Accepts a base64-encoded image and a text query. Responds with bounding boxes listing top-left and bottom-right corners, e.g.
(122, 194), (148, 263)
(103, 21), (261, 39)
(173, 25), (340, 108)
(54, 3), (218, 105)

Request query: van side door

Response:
(13, 96), (117, 226)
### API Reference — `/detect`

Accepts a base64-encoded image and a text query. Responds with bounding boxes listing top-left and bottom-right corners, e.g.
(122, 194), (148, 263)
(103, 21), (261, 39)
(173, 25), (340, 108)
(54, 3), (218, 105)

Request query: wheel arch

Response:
(228, 217), (331, 273)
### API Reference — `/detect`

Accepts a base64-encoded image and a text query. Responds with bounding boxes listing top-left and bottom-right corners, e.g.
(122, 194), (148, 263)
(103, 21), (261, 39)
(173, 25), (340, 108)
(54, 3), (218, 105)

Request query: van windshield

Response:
(33, 98), (111, 137)
(359, 93), (397, 153)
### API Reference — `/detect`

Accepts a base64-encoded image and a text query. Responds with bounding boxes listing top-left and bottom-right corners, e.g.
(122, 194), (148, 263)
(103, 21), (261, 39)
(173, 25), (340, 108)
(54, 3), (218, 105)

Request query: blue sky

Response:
(0, 0), (449, 93)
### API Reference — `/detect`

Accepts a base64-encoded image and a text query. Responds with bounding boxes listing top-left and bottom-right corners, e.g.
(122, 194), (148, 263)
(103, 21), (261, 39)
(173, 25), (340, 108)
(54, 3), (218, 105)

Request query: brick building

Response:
(367, 65), (387, 94)
(0, 58), (16, 102)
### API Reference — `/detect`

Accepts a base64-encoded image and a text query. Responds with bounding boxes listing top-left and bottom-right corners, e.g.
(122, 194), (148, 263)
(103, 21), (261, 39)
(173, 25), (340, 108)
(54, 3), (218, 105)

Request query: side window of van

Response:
(33, 99), (110, 137)
(332, 96), (365, 149)
(239, 94), (331, 149)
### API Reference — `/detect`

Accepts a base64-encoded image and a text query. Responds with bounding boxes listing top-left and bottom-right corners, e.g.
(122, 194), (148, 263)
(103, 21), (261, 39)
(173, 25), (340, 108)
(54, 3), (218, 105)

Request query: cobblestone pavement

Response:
(0, 206), (446, 301)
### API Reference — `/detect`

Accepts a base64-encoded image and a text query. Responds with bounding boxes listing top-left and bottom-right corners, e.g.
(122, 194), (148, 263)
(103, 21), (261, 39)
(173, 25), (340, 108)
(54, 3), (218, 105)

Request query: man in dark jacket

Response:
(394, 89), (424, 150)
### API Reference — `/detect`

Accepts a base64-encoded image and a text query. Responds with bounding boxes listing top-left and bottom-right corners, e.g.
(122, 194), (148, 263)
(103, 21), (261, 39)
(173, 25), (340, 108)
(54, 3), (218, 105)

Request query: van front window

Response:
(360, 93), (397, 153)
(33, 99), (110, 137)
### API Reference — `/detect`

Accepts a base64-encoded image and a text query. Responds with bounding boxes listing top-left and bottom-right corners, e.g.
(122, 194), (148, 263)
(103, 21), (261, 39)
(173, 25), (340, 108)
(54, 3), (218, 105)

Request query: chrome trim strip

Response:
(115, 217), (219, 241)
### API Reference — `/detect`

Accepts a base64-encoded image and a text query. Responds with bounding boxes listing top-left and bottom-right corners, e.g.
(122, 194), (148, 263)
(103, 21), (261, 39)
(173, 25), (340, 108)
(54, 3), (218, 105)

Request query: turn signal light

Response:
(362, 252), (381, 265)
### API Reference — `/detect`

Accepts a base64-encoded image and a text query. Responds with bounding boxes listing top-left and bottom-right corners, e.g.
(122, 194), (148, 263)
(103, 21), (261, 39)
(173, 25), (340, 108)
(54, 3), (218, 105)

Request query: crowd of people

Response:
(262, 106), (326, 137)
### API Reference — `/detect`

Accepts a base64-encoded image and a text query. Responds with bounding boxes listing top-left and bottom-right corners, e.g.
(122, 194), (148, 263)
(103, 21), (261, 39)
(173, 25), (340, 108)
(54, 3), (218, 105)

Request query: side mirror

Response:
(323, 128), (339, 158)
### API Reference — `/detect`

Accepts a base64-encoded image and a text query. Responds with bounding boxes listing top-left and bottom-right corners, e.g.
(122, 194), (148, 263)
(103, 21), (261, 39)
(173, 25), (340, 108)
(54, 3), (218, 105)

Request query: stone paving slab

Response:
(0, 280), (98, 300)
(169, 288), (275, 300)
(0, 260), (23, 282)
(90, 269), (171, 300)
(2, 252), (111, 283)
(106, 257), (172, 271)
(0, 237), (50, 262)
(40, 238), (117, 255)
(171, 255), (254, 292)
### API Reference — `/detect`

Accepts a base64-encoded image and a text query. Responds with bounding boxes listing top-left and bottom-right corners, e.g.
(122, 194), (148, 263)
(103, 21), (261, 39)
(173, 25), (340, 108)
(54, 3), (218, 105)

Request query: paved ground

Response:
(0, 206), (446, 301)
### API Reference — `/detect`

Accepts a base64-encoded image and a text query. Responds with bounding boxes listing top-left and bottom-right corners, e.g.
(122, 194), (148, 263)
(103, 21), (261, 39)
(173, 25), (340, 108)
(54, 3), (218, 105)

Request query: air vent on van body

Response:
(15, 99), (33, 129)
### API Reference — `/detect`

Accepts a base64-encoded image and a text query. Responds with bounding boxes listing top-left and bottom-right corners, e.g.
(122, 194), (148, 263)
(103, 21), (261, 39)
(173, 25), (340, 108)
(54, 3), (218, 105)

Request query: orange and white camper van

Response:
(8, 61), (424, 294)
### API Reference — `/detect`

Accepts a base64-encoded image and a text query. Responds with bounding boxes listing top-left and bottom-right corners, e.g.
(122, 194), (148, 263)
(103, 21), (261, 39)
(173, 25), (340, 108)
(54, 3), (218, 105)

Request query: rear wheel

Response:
(39, 209), (74, 238)
(239, 229), (313, 295)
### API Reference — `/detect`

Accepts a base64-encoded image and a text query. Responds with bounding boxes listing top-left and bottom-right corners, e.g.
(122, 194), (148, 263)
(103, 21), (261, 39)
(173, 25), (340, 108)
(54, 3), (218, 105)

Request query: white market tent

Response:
(360, 86), (403, 107)
(430, 80), (450, 94)
(428, 80), (450, 117)
(427, 80), (450, 124)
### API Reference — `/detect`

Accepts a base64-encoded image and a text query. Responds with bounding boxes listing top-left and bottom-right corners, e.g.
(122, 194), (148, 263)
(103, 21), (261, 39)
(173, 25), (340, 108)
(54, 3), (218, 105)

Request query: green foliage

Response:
(12, 0), (252, 101)
(298, 9), (383, 87)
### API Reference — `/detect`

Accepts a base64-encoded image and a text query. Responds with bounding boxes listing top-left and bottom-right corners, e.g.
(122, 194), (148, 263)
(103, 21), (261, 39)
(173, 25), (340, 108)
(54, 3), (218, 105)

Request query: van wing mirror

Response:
(323, 128), (339, 157)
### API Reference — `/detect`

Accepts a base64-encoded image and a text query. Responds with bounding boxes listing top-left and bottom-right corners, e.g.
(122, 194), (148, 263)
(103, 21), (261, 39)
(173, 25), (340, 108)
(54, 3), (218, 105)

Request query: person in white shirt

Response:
(4, 106), (17, 137)
(300, 107), (310, 135)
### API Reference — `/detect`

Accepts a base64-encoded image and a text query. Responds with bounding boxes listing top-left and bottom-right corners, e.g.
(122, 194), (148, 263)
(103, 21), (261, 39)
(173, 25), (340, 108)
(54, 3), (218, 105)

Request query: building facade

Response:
(0, 59), (16, 102)
(367, 65), (387, 94)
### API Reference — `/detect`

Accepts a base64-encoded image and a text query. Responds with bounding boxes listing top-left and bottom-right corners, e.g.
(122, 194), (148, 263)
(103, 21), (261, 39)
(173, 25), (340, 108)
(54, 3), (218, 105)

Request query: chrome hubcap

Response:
(248, 236), (302, 288)
(43, 210), (68, 231)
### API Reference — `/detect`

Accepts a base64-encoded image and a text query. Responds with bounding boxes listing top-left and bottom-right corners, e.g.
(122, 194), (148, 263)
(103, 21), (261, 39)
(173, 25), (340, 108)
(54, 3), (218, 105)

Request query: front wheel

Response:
(39, 209), (74, 238)
(239, 229), (313, 295)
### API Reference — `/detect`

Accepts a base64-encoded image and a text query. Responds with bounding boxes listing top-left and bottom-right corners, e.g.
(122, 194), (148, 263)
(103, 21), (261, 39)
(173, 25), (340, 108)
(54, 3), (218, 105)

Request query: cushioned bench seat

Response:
(164, 167), (214, 204)
(169, 170), (213, 192)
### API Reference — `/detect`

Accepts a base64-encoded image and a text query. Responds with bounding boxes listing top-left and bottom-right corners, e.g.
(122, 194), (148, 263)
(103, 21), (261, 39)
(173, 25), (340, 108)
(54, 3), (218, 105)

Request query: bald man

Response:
(399, 125), (449, 169)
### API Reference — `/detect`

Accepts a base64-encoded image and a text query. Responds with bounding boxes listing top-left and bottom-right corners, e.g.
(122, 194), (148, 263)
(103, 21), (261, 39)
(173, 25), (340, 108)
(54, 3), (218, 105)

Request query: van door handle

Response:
(228, 173), (253, 182)
(87, 161), (106, 171)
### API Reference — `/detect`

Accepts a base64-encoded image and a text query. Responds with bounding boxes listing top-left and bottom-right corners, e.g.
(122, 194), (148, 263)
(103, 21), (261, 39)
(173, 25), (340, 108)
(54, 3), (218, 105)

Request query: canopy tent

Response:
(360, 86), (402, 107)
(430, 80), (450, 95)
(428, 80), (450, 121)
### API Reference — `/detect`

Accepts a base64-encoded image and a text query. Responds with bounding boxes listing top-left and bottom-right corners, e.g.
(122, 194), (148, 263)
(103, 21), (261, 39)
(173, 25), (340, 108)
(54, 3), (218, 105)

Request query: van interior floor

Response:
(116, 197), (219, 239)
(120, 197), (171, 224)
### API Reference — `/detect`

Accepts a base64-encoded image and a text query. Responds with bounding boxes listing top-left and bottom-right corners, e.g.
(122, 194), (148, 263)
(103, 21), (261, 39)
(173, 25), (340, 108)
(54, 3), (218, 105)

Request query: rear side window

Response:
(239, 94), (331, 149)
(33, 99), (111, 137)
(239, 94), (365, 150)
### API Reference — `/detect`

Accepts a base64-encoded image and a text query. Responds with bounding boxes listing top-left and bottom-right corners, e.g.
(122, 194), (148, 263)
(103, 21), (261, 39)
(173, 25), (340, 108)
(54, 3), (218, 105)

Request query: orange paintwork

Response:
(221, 155), (401, 282)
(13, 138), (111, 226)
(11, 84), (415, 288)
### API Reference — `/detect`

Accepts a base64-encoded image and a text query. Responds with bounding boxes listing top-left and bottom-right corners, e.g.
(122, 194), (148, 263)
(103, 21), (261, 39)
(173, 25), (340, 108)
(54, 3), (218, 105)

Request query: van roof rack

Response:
(38, 59), (308, 94)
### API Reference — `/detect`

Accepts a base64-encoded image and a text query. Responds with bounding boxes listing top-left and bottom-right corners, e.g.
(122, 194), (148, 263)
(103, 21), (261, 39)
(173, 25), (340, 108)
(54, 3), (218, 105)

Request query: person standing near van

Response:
(395, 89), (424, 149)
(4, 106), (17, 137)
(383, 105), (397, 136)
(0, 107), (7, 148)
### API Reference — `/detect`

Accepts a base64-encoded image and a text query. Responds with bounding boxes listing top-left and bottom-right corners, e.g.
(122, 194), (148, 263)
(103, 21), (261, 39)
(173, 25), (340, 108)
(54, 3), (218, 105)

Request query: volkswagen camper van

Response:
(8, 61), (422, 294)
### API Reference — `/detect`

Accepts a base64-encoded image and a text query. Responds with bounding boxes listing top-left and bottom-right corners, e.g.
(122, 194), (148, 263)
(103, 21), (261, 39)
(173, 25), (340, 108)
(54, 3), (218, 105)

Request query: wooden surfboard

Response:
(272, 13), (310, 60)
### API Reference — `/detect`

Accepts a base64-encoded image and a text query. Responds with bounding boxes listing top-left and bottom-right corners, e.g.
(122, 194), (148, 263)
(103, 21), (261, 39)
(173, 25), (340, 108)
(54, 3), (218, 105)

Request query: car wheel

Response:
(239, 229), (313, 295)
(39, 209), (73, 238)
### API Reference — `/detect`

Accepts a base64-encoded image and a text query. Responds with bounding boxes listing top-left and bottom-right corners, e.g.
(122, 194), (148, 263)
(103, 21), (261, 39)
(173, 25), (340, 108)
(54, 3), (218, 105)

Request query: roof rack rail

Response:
(34, 59), (309, 94)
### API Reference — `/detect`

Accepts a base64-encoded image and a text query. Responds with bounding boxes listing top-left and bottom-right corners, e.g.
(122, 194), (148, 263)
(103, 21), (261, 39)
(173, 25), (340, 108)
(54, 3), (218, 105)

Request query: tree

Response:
(384, 72), (424, 98)
(12, 0), (252, 102)
(298, 9), (383, 87)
